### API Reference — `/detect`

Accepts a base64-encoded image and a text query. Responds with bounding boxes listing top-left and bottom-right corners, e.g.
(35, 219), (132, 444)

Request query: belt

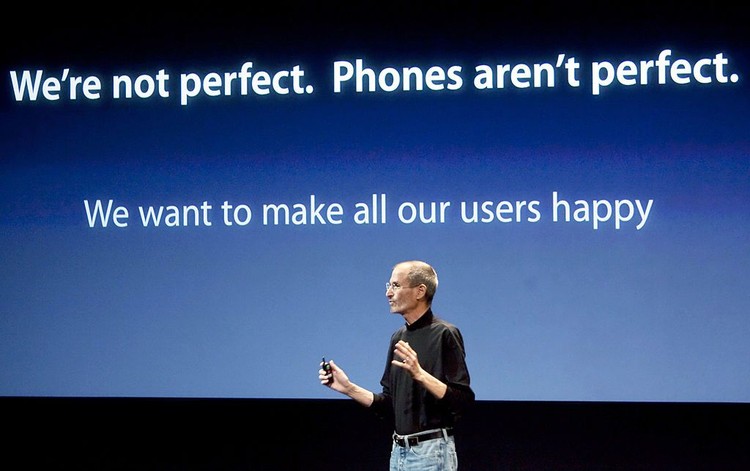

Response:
(393, 428), (453, 448)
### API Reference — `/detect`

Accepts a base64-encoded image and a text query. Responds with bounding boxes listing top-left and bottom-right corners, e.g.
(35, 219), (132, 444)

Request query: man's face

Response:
(386, 265), (420, 315)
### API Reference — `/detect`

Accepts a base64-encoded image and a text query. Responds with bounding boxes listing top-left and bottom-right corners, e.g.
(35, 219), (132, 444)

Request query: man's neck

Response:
(402, 306), (429, 325)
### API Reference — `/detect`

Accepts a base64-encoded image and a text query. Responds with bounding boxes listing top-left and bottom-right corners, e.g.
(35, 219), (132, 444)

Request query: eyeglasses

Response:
(385, 282), (413, 291)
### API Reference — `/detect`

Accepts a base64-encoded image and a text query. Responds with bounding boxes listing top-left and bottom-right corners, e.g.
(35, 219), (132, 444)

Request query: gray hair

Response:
(397, 260), (438, 303)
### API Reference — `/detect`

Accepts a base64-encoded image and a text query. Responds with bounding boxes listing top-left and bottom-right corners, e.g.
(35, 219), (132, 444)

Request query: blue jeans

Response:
(389, 431), (458, 471)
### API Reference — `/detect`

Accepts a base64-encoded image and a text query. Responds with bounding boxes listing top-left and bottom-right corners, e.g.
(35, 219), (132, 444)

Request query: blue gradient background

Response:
(1, 6), (748, 401)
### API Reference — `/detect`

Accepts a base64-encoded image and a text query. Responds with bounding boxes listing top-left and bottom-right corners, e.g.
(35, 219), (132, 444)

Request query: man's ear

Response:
(416, 284), (427, 300)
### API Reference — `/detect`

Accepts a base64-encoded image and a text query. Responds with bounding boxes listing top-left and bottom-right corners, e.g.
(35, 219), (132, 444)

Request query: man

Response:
(319, 260), (474, 471)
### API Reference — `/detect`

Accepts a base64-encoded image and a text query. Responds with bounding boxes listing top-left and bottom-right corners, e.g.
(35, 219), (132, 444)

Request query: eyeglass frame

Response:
(385, 282), (419, 292)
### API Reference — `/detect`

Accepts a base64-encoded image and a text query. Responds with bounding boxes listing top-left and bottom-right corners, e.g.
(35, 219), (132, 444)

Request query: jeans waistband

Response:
(393, 428), (453, 448)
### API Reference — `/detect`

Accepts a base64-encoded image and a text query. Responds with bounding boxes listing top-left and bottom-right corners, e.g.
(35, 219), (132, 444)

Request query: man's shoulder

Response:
(431, 315), (467, 346)
(390, 325), (408, 341)
(431, 314), (459, 332)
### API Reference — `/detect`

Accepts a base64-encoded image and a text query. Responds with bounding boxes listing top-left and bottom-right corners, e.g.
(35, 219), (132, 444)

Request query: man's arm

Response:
(320, 359), (375, 406)
(391, 340), (447, 399)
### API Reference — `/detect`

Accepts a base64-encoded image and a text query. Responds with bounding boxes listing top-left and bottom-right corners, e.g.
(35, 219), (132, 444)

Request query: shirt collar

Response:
(406, 308), (433, 331)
